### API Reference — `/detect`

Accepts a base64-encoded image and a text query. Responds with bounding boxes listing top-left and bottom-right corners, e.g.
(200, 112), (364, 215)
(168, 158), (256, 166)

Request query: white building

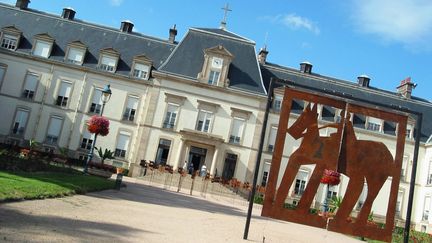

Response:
(1, 0), (432, 233)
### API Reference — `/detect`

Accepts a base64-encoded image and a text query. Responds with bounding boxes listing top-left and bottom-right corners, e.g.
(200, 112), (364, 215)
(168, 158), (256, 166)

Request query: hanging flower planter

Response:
(87, 115), (110, 136)
(320, 169), (341, 186)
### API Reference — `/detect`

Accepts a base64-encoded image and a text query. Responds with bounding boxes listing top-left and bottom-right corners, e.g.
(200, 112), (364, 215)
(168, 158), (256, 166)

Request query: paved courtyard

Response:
(0, 177), (361, 243)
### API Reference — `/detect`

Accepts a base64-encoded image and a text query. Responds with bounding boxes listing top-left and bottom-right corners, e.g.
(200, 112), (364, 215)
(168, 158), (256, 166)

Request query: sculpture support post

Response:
(404, 113), (422, 243)
(243, 78), (274, 239)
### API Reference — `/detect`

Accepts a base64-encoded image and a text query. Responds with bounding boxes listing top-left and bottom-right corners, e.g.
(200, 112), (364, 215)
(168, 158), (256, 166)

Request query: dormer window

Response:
(133, 63), (150, 79)
(98, 48), (120, 73)
(131, 54), (153, 80)
(1, 26), (22, 51)
(208, 70), (220, 85)
(65, 41), (86, 65)
(198, 45), (234, 88)
(366, 116), (382, 132)
(32, 33), (54, 58)
(100, 55), (116, 72)
(1, 34), (18, 50)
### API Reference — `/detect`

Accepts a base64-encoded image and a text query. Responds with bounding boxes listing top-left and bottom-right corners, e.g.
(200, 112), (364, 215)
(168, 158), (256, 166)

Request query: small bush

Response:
(254, 195), (264, 204)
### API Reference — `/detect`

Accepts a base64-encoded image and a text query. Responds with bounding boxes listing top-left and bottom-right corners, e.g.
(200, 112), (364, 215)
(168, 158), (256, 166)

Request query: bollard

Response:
(115, 173), (123, 190)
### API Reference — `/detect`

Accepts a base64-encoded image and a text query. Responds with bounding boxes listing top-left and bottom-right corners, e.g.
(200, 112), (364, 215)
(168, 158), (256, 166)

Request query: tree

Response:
(96, 147), (114, 165)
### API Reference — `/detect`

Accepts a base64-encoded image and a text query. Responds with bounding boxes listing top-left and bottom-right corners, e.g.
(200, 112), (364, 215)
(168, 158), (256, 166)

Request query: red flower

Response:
(320, 169), (341, 186)
(87, 115), (110, 136)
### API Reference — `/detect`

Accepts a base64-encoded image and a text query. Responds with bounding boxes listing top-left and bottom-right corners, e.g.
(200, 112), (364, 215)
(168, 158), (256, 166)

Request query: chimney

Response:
(15, 0), (30, 9)
(258, 47), (269, 64)
(61, 7), (76, 20)
(397, 77), (416, 99)
(169, 24), (177, 43)
(120, 20), (134, 33)
(357, 74), (371, 87)
(300, 61), (313, 74)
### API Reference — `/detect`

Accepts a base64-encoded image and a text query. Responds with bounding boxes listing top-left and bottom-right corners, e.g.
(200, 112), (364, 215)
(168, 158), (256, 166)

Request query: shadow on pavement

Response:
(0, 207), (152, 241)
(89, 180), (260, 219)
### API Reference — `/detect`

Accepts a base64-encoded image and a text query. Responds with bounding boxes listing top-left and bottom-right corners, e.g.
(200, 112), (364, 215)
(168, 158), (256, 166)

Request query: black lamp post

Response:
(83, 84), (112, 173)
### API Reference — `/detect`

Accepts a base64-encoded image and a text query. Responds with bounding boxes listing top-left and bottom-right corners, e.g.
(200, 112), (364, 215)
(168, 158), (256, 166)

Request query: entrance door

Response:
(222, 153), (237, 180)
(188, 146), (207, 173)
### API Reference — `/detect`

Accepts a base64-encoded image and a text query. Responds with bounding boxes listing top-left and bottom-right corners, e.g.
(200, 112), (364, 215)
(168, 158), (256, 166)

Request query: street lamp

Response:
(84, 84), (112, 174)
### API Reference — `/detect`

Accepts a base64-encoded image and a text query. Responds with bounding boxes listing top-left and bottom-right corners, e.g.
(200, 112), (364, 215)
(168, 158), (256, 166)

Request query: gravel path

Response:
(0, 177), (360, 243)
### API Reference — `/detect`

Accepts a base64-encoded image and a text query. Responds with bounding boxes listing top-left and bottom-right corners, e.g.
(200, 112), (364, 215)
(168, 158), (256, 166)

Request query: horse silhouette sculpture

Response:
(273, 103), (396, 232)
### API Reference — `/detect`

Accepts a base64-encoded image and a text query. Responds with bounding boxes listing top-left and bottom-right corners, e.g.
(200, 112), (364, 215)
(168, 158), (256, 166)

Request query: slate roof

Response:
(160, 28), (266, 94)
(261, 63), (432, 142)
(0, 3), (175, 76)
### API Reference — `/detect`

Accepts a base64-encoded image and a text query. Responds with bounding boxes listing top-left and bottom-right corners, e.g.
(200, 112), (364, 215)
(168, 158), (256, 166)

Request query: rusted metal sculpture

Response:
(262, 87), (407, 242)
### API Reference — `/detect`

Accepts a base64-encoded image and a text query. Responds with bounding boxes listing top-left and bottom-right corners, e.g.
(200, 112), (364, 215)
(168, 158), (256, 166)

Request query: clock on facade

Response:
(211, 57), (223, 69)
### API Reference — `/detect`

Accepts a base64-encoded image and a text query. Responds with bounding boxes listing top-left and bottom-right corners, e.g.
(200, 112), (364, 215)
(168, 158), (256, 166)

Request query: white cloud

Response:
(262, 14), (320, 35)
(109, 0), (124, 7)
(351, 0), (432, 49)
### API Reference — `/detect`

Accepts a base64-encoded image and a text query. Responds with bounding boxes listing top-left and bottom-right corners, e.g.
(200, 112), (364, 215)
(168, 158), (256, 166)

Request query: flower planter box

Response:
(88, 167), (113, 178)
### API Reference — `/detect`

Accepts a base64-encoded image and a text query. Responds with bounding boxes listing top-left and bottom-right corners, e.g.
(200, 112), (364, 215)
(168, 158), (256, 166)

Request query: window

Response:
(163, 103), (179, 129)
(132, 63), (150, 79)
(294, 170), (308, 196)
(0, 64), (6, 87)
(327, 185), (338, 199)
(367, 117), (382, 132)
(273, 95), (282, 112)
(208, 70), (220, 85)
(80, 126), (93, 150)
(89, 88), (103, 114)
(401, 155), (408, 180)
(22, 72), (38, 99)
(123, 96), (139, 121)
(261, 162), (271, 187)
(427, 161), (432, 185)
(99, 55), (116, 72)
(56, 81), (72, 107)
(33, 40), (51, 58)
(357, 183), (368, 209)
(66, 47), (85, 65)
(114, 132), (130, 158)
(1, 34), (18, 50)
(46, 116), (63, 144)
(11, 108), (29, 136)
(422, 196), (430, 221)
(155, 139), (171, 165)
(229, 118), (245, 144)
(196, 110), (213, 132)
(396, 191), (403, 214)
(268, 126), (277, 152)
(406, 124), (413, 139)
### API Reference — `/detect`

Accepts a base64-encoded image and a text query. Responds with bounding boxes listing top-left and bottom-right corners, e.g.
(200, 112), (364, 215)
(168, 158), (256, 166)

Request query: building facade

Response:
(1, 0), (432, 233)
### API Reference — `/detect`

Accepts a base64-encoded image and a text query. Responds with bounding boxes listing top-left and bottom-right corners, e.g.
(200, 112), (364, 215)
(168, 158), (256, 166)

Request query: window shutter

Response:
(92, 89), (102, 104)
(68, 48), (83, 62)
(127, 97), (139, 109)
(47, 117), (62, 136)
(15, 109), (29, 126)
(101, 55), (116, 66)
(296, 170), (308, 181)
(34, 41), (51, 57)
(24, 73), (38, 91)
(117, 132), (130, 150)
(59, 82), (72, 97)
(134, 63), (149, 72)
(269, 126), (277, 145)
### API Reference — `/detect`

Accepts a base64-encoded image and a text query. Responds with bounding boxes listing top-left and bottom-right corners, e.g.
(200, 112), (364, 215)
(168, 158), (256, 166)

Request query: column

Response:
(173, 139), (185, 170)
(210, 147), (219, 176)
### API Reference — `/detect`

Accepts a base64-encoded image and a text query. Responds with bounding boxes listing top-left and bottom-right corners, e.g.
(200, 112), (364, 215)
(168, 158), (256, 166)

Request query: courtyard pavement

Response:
(0, 177), (361, 243)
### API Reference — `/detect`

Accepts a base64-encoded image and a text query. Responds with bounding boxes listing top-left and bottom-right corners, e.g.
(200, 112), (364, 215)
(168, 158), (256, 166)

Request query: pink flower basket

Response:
(320, 169), (341, 186)
(87, 115), (110, 136)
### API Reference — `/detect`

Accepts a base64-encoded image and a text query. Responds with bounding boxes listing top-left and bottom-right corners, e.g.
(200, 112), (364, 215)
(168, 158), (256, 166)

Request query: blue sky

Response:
(2, 0), (432, 101)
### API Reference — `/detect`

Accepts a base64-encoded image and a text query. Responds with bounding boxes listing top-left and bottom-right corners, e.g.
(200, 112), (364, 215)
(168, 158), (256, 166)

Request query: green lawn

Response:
(0, 170), (115, 201)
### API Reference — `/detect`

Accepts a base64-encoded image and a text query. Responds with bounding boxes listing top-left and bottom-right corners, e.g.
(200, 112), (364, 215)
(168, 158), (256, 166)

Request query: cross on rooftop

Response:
(220, 3), (232, 30)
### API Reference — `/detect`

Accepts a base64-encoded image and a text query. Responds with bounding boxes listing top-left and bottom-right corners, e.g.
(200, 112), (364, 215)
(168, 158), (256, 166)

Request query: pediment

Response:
(204, 45), (234, 59)
(2, 25), (22, 35)
(34, 33), (54, 42)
